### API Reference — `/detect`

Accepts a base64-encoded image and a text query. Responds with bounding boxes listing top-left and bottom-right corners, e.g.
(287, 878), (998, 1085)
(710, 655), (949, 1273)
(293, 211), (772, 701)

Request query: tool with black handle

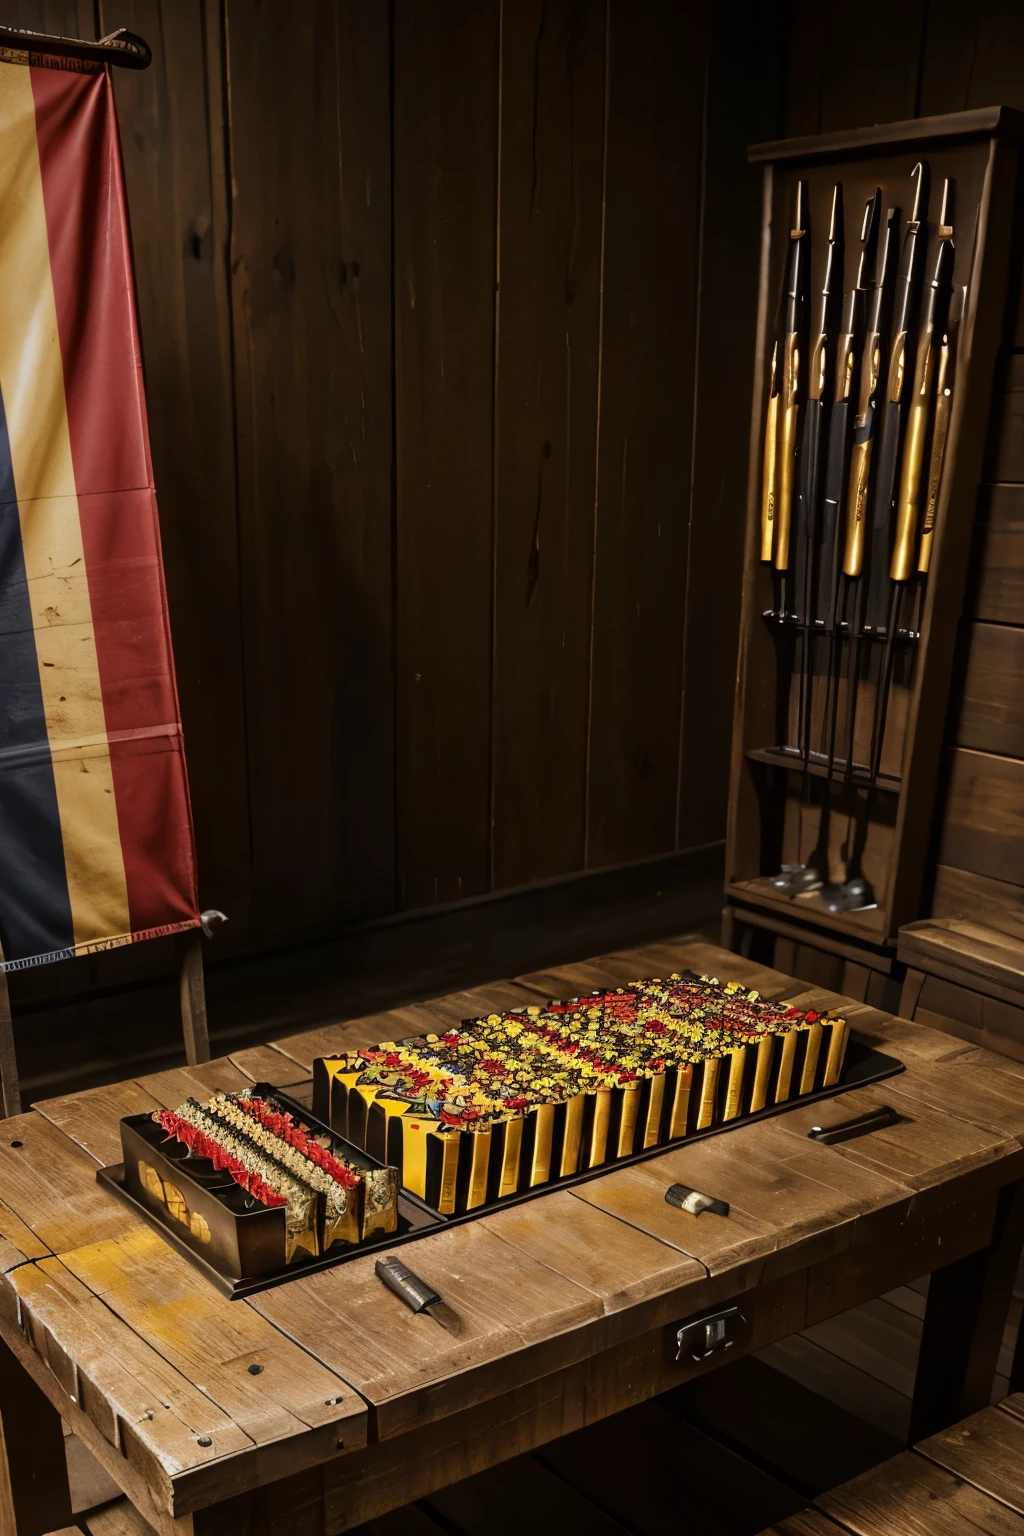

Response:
(771, 184), (842, 896)
(836, 204), (901, 773)
(779, 192), (879, 897)
(375, 1254), (462, 1333)
(826, 168), (929, 913)
(864, 164), (928, 636)
(841, 204), (900, 600)
(817, 192), (881, 636)
(808, 1105), (900, 1144)
(867, 179), (954, 789)
(826, 205), (897, 800)
(821, 203), (901, 914)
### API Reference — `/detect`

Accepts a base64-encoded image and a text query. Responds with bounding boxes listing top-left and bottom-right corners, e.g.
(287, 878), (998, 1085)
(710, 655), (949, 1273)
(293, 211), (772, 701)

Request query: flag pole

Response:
(0, 24), (150, 69)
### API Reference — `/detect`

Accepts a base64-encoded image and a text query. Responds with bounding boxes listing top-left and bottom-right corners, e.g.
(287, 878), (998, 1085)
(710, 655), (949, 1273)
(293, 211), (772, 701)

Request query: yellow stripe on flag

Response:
(0, 63), (129, 949)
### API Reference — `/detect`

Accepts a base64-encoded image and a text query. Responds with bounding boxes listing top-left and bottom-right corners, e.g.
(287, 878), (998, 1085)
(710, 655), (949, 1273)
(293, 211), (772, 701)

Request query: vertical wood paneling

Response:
(584, 0), (703, 869)
(920, 0), (1024, 912)
(225, 0), (394, 941)
(938, 0), (1024, 111)
(917, 0), (980, 116)
(967, 488), (1024, 626)
(784, 0), (825, 136)
(490, 0), (607, 890)
(955, 623), (1024, 759)
(818, 0), (927, 131)
(100, 0), (251, 936)
(678, 0), (784, 855)
(938, 749), (1024, 885)
(0, 0), (93, 33)
(781, 0), (1024, 925)
(393, 0), (499, 909)
(0, 3), (794, 1023)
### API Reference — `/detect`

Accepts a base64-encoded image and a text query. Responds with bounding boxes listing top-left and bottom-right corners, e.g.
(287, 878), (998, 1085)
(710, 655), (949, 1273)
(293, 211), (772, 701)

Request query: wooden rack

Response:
(725, 107), (1024, 971)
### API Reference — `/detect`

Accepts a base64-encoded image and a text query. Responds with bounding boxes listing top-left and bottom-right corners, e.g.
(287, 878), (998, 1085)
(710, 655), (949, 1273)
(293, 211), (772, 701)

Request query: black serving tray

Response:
(97, 1044), (903, 1298)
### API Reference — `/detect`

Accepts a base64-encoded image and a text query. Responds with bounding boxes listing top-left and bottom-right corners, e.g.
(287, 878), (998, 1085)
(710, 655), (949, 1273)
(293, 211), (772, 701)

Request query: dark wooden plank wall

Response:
(0, 0), (784, 1026)
(782, 0), (1024, 923)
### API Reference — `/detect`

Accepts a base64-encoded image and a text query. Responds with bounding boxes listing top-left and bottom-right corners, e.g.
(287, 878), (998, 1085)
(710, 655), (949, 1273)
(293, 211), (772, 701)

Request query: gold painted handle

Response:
(808, 331), (827, 403)
(843, 437), (872, 578)
(892, 323), (935, 582)
(886, 330), (907, 404)
(774, 330), (799, 572)
(834, 332), (854, 403)
(760, 342), (778, 562)
(843, 330), (880, 578)
(918, 335), (951, 575)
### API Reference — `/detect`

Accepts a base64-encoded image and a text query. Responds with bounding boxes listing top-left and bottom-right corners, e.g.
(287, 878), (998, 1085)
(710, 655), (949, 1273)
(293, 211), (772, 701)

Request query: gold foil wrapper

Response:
(316, 999), (852, 1214)
(617, 1083), (642, 1157)
(322, 1184), (360, 1251)
(561, 1093), (585, 1176)
(498, 1117), (523, 1196)
(467, 1128), (492, 1210)
(530, 1104), (555, 1186)
(644, 1074), (666, 1148)
(697, 1058), (720, 1130)
(775, 1029), (798, 1103)
(361, 1167), (399, 1240)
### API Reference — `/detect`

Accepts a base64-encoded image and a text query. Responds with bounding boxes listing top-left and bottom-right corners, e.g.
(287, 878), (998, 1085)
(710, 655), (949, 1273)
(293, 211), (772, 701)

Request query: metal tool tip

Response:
(828, 183), (839, 239)
(911, 162), (925, 221)
(794, 178), (808, 228)
(861, 190), (881, 242)
(939, 176), (951, 227)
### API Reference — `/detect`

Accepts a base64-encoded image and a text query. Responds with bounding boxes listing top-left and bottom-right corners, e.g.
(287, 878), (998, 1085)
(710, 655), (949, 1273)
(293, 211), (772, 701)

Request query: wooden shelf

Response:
(728, 878), (889, 943)
(746, 746), (902, 794)
(725, 108), (1019, 966)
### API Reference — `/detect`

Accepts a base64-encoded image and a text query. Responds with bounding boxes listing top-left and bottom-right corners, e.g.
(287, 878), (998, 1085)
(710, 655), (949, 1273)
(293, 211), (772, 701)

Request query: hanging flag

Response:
(0, 48), (199, 971)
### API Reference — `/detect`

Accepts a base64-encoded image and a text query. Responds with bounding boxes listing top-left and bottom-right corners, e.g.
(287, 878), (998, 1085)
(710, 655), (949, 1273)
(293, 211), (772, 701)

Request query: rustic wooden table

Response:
(5, 934), (1024, 1536)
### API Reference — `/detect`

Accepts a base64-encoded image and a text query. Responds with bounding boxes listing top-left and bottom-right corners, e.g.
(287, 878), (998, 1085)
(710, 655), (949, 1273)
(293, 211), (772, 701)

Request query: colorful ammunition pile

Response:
(155, 1090), (399, 1260)
(315, 972), (849, 1215)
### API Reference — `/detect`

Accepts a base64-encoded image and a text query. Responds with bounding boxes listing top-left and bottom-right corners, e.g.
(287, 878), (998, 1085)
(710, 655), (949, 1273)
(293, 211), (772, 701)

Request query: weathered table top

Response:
(7, 933), (1024, 1534)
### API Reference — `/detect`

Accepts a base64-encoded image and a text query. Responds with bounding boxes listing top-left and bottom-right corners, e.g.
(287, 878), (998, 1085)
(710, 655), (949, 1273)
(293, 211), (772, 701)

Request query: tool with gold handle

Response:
(770, 180), (808, 617)
(761, 340), (779, 564)
(918, 282), (963, 576)
(835, 204), (899, 802)
(867, 180), (954, 789)
(865, 164), (926, 632)
(817, 191), (879, 640)
(797, 192), (879, 899)
(842, 204), (899, 584)
(771, 184), (842, 899)
(821, 195), (902, 918)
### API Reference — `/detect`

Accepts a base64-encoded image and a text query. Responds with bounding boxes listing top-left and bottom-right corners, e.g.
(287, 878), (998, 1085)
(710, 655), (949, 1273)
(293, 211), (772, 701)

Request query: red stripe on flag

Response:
(30, 65), (199, 936)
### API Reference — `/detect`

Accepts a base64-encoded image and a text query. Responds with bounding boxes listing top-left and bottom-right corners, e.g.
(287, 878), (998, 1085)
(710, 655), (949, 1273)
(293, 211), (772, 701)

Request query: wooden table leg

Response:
(178, 930), (211, 1067)
(0, 1328), (75, 1535)
(909, 1178), (1024, 1443)
(0, 969), (21, 1119)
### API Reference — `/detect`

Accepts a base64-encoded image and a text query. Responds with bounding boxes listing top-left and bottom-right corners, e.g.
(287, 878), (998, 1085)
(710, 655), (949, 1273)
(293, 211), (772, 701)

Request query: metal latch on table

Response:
(675, 1305), (750, 1362)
